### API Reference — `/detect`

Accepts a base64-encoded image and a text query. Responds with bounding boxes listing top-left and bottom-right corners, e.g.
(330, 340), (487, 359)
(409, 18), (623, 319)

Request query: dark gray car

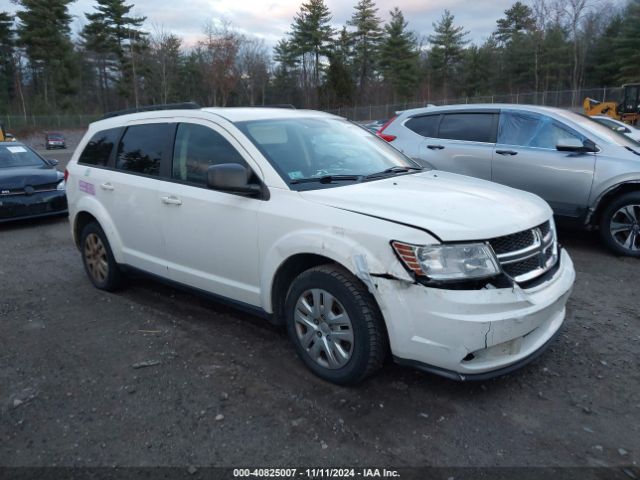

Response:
(379, 104), (640, 256)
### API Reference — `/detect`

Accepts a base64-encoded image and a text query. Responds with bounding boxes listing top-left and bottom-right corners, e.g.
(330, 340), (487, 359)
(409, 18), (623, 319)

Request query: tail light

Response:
(64, 168), (69, 182)
(376, 115), (397, 142)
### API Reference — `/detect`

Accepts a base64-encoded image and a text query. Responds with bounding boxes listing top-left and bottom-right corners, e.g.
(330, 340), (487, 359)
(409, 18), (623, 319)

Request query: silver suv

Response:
(379, 104), (640, 256)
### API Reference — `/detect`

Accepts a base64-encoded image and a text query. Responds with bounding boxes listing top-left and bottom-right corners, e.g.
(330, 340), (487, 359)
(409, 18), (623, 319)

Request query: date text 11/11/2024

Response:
(232, 468), (401, 478)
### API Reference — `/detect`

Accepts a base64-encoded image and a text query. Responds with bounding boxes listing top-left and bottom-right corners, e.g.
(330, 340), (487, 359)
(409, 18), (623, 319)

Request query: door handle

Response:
(100, 182), (114, 191)
(427, 145), (445, 150)
(496, 150), (518, 156)
(160, 195), (182, 206)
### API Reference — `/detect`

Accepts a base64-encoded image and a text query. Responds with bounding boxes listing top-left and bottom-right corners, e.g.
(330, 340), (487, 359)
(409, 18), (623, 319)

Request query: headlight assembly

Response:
(392, 241), (501, 281)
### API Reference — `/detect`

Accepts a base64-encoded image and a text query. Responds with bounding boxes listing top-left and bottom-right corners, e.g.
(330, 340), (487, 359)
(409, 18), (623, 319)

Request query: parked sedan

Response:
(45, 133), (66, 150)
(591, 115), (640, 142)
(379, 104), (640, 256)
(0, 142), (67, 222)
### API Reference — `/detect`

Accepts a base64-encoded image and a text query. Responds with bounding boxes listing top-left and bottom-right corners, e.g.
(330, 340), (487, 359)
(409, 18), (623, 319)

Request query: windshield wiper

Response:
(290, 174), (363, 185)
(364, 165), (423, 180)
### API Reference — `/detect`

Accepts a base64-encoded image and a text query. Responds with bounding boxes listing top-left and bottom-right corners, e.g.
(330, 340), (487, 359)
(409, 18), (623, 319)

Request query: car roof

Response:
(398, 103), (575, 118)
(88, 107), (340, 131)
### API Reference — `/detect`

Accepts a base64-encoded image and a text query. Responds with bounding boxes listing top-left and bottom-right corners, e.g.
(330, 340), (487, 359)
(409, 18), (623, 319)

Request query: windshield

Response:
(0, 144), (46, 168)
(555, 110), (640, 148)
(237, 117), (420, 189)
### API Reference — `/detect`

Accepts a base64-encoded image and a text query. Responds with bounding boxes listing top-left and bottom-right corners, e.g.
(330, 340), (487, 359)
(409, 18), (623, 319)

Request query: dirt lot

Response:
(0, 150), (639, 473)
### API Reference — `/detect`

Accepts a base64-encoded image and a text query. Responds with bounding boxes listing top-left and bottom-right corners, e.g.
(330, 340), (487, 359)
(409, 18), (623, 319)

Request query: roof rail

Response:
(102, 102), (201, 119)
(254, 104), (296, 109)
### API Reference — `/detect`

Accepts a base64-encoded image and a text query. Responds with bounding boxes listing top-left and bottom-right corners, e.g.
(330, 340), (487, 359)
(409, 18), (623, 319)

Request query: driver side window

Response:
(172, 123), (246, 186)
(498, 111), (584, 150)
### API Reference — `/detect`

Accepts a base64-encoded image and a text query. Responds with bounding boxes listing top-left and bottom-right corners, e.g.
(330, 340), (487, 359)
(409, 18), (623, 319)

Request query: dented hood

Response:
(300, 170), (552, 242)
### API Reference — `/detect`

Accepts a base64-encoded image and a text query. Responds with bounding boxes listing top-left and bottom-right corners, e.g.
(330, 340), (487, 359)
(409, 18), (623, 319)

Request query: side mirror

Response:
(207, 163), (261, 195)
(556, 138), (597, 153)
(46, 158), (59, 166)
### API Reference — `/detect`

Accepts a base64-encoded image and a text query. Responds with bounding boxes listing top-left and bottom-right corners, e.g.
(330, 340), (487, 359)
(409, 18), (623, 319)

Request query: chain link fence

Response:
(1, 87), (624, 130)
(326, 87), (624, 122)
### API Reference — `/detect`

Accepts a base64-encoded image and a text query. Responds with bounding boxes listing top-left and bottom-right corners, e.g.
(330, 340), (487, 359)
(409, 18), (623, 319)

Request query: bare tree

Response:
(147, 25), (182, 104)
(237, 38), (270, 106)
(198, 20), (241, 107)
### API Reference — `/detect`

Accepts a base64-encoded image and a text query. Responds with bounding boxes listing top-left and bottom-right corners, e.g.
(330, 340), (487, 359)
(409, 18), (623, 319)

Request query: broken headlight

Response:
(392, 241), (501, 281)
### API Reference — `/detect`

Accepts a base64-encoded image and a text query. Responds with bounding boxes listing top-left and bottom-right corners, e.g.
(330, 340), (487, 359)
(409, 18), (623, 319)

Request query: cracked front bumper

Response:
(375, 249), (575, 380)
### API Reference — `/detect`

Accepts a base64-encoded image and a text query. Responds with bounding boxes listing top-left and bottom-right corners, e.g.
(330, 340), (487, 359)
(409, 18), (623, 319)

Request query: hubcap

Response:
(610, 204), (640, 252)
(84, 233), (108, 283)
(294, 288), (354, 369)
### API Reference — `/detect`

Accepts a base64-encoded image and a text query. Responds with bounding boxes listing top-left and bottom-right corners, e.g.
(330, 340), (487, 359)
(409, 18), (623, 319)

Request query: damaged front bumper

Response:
(373, 248), (575, 380)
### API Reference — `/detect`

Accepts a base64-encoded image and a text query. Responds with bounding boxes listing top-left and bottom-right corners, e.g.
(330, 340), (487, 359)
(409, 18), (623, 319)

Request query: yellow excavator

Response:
(584, 83), (640, 125)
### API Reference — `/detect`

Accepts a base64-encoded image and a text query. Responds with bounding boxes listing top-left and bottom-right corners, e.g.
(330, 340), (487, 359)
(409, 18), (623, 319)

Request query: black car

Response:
(0, 142), (67, 222)
(45, 133), (66, 150)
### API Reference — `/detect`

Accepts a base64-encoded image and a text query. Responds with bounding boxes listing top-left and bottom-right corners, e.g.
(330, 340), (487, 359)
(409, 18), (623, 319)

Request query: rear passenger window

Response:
(79, 128), (121, 166)
(405, 115), (440, 137)
(116, 124), (171, 176)
(438, 113), (496, 143)
(172, 123), (246, 185)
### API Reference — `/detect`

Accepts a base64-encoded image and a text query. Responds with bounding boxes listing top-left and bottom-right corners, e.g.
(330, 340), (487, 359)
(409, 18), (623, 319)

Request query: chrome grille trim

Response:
(488, 221), (558, 283)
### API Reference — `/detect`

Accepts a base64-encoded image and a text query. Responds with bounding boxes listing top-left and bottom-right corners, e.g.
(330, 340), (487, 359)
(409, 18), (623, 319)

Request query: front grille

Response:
(489, 229), (536, 254)
(488, 221), (557, 284)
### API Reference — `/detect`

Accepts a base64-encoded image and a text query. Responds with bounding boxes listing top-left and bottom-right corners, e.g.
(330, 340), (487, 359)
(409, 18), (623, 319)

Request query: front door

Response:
(492, 110), (595, 218)
(158, 120), (263, 307)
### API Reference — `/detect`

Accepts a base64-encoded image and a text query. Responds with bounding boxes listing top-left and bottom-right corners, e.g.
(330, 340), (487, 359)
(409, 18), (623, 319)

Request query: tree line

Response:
(0, 0), (638, 117)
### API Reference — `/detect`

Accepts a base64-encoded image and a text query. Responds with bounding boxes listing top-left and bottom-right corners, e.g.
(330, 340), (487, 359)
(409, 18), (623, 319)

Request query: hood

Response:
(300, 171), (552, 242)
(0, 165), (62, 190)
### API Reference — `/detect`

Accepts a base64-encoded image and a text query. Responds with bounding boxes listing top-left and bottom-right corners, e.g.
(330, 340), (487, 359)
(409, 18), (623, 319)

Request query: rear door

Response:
(108, 122), (173, 275)
(492, 110), (595, 218)
(411, 111), (497, 180)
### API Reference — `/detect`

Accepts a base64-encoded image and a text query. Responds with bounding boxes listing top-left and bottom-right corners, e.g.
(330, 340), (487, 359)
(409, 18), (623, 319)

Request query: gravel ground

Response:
(0, 152), (639, 473)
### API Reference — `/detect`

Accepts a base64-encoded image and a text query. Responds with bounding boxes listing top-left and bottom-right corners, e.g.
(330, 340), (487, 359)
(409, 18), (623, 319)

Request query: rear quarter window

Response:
(79, 128), (122, 166)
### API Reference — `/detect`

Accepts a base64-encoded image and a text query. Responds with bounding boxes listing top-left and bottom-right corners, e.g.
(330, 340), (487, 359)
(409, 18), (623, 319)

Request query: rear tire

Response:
(80, 222), (124, 291)
(285, 264), (387, 385)
(598, 192), (640, 257)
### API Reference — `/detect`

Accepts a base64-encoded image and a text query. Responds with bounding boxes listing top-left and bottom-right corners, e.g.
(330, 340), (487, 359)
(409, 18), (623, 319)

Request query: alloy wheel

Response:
(609, 204), (640, 252)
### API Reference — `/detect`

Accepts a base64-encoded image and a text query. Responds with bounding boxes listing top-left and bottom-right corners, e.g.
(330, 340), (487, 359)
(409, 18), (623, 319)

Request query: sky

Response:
(3, 0), (537, 48)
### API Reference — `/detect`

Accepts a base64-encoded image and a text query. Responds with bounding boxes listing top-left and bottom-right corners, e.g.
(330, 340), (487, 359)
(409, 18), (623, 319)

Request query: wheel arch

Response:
(72, 197), (124, 263)
(590, 181), (640, 226)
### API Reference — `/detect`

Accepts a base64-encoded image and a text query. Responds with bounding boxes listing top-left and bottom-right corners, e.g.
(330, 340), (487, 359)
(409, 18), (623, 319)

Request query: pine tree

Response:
(495, 2), (536, 44)
(428, 10), (469, 98)
(323, 28), (355, 107)
(15, 0), (76, 111)
(347, 0), (383, 99)
(0, 12), (15, 112)
(291, 0), (333, 91)
(82, 0), (147, 108)
(615, 0), (640, 83)
(378, 8), (419, 101)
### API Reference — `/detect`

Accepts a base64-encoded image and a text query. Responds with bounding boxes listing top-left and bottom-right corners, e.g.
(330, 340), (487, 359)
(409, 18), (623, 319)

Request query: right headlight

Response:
(392, 241), (501, 281)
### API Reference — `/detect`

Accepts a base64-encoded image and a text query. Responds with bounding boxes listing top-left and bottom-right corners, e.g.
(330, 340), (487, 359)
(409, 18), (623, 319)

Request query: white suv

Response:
(66, 106), (575, 385)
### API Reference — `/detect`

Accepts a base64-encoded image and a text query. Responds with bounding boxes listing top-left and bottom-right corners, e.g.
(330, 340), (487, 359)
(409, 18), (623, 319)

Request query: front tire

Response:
(599, 192), (640, 257)
(285, 264), (387, 385)
(80, 222), (124, 291)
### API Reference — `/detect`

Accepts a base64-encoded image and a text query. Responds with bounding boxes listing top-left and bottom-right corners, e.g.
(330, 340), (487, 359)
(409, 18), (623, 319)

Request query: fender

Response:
(586, 176), (640, 224)
(74, 195), (125, 264)
(259, 228), (414, 313)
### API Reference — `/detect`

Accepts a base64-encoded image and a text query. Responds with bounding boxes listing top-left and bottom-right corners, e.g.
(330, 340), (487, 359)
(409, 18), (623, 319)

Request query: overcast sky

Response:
(3, 0), (544, 48)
